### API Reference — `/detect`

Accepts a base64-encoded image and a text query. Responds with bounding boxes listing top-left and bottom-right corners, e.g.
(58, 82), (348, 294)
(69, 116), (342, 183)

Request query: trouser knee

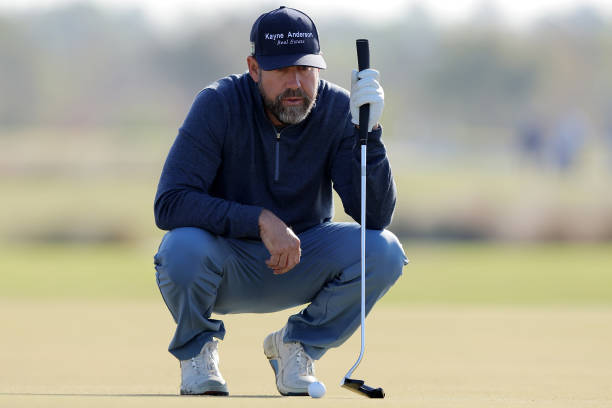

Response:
(366, 229), (406, 288)
(154, 227), (225, 289)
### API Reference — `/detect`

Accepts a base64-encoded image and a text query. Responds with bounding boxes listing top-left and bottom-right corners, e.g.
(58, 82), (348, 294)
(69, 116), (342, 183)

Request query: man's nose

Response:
(286, 70), (301, 89)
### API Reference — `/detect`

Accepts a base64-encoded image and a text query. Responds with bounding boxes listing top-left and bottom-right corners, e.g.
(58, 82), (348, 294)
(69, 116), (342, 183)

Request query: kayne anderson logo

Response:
(265, 31), (313, 40)
(287, 31), (313, 38)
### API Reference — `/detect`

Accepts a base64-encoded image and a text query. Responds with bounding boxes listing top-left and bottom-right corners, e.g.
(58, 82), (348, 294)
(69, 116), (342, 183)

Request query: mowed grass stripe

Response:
(388, 242), (612, 305)
(1, 244), (160, 299)
(2, 242), (612, 304)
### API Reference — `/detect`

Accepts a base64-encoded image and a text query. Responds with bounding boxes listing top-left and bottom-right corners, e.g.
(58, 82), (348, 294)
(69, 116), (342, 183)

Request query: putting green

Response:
(1, 300), (611, 407)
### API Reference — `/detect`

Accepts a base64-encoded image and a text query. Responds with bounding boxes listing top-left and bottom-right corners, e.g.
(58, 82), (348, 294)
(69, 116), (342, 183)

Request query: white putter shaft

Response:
(342, 144), (367, 383)
(341, 39), (385, 399)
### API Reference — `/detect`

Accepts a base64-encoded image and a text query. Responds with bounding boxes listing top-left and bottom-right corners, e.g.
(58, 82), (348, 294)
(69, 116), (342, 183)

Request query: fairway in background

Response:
(2, 242), (611, 305)
(386, 242), (612, 305)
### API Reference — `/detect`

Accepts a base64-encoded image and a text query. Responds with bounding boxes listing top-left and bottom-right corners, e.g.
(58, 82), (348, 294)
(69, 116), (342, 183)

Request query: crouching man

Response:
(153, 6), (408, 396)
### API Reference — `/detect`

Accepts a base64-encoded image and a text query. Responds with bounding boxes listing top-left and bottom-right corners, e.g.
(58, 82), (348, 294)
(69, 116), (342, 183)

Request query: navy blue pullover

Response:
(154, 73), (396, 239)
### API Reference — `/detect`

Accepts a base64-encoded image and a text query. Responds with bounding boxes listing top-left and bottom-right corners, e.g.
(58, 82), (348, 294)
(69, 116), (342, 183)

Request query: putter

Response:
(340, 38), (385, 399)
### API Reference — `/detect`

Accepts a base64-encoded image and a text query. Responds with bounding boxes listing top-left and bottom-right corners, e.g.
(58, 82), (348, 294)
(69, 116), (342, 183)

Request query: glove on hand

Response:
(350, 68), (384, 132)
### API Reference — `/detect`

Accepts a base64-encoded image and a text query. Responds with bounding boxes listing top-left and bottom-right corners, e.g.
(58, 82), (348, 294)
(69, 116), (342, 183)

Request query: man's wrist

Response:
(236, 205), (263, 239)
(258, 208), (267, 233)
(258, 208), (278, 235)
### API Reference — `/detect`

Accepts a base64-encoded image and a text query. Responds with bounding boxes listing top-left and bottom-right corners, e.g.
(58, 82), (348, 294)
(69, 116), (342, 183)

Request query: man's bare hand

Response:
(258, 209), (301, 274)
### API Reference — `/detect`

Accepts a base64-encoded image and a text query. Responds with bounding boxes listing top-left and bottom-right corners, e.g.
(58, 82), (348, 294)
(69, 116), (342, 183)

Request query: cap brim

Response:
(256, 53), (327, 70)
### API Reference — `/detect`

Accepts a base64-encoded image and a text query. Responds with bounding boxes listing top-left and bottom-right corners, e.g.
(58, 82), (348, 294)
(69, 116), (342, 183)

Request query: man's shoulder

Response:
(315, 79), (350, 117)
(183, 74), (251, 133)
(196, 73), (252, 103)
(207, 72), (249, 90)
(319, 79), (350, 100)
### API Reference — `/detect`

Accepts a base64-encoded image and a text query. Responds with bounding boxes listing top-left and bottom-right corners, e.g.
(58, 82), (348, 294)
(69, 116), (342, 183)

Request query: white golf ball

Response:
(308, 381), (326, 398)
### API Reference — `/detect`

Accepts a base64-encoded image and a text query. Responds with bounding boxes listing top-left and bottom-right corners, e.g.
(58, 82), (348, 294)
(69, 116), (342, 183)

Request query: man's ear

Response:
(247, 56), (260, 82)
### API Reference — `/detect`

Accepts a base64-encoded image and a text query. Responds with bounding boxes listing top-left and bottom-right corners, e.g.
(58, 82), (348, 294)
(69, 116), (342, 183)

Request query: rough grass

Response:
(2, 134), (612, 244)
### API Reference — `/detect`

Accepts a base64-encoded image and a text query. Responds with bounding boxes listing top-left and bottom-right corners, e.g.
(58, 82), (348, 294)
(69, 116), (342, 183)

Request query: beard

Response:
(258, 80), (318, 125)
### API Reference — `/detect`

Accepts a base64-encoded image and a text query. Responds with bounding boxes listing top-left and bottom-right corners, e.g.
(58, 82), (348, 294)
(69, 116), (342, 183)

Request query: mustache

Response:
(277, 88), (308, 100)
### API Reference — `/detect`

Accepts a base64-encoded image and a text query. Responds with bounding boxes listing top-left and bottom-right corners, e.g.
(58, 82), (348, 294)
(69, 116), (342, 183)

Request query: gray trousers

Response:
(154, 222), (408, 361)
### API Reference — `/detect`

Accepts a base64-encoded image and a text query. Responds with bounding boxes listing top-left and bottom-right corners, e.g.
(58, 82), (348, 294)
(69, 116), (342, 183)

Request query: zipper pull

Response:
(274, 132), (280, 182)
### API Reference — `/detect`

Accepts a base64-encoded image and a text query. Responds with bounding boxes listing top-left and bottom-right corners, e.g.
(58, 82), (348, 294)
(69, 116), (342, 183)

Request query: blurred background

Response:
(2, 4), (612, 404)
(1, 0), (611, 303)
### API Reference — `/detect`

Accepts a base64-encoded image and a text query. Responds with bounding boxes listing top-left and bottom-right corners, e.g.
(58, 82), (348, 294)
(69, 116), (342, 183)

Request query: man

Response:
(154, 6), (408, 396)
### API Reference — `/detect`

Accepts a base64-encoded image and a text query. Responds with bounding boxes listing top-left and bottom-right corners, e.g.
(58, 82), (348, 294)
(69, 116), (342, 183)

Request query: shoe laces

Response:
(191, 341), (219, 376)
(286, 342), (314, 376)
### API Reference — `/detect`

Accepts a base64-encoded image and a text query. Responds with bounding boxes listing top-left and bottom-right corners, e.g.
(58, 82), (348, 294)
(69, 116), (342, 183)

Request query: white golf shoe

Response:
(263, 326), (317, 396)
(179, 339), (228, 395)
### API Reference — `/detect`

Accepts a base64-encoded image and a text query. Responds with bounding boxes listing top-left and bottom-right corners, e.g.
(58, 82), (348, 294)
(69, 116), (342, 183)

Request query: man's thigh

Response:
(213, 222), (364, 314)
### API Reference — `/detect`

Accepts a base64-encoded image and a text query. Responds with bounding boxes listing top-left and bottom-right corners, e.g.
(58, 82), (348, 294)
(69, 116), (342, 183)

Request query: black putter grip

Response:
(356, 39), (370, 145)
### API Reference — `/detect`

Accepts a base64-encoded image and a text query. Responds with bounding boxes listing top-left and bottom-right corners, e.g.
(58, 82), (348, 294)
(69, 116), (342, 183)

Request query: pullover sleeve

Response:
(154, 89), (263, 238)
(330, 122), (396, 229)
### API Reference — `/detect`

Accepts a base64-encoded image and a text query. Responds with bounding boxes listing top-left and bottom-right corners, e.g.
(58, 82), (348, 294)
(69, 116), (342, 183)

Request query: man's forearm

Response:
(258, 209), (301, 274)
(155, 188), (263, 238)
(331, 125), (396, 229)
(355, 145), (396, 229)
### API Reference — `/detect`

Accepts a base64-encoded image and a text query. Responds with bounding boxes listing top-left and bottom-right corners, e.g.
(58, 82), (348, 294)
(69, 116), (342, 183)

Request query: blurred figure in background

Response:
(517, 116), (545, 167)
(550, 110), (586, 173)
(604, 106), (612, 170)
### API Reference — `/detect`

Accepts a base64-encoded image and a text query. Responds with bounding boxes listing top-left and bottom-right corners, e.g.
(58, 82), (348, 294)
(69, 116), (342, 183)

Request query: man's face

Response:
(256, 64), (319, 126)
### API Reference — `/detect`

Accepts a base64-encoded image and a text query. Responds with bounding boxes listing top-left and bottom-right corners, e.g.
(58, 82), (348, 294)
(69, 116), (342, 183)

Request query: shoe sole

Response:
(180, 390), (229, 396)
(263, 332), (309, 396)
(180, 380), (229, 396)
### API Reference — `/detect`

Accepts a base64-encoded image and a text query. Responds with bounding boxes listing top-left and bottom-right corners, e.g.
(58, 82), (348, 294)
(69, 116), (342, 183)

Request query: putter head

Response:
(342, 378), (385, 398)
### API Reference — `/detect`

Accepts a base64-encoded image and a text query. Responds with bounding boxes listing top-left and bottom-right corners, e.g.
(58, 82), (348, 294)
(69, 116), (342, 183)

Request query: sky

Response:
(1, 0), (610, 28)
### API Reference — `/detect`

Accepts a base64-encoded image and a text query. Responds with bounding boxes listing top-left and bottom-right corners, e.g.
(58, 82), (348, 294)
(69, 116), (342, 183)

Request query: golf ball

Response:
(308, 381), (326, 398)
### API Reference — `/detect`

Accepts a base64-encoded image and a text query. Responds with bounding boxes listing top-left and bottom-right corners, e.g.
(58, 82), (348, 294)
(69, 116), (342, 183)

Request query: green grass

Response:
(386, 242), (612, 305)
(2, 242), (611, 305)
(0, 243), (160, 299)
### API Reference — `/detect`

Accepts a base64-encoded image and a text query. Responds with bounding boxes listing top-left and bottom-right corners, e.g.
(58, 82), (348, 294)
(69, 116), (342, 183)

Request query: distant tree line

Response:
(1, 3), (611, 141)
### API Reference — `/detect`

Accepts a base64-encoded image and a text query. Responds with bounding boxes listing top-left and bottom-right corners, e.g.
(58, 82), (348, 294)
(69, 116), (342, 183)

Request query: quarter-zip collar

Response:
(247, 75), (323, 184)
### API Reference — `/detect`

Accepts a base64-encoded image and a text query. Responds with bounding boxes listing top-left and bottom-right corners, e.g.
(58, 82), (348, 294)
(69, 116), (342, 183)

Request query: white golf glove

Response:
(350, 68), (384, 132)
